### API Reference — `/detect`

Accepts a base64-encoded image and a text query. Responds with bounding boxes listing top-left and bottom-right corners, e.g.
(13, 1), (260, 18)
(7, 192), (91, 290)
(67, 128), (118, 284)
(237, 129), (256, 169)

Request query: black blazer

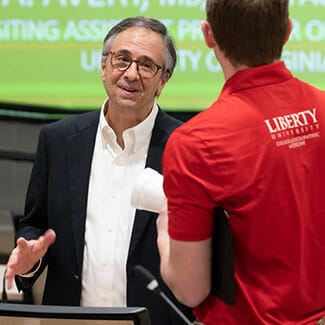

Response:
(16, 108), (194, 325)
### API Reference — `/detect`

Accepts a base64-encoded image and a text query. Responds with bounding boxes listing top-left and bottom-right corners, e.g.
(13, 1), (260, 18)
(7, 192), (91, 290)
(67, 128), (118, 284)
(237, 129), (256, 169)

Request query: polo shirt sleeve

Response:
(162, 128), (218, 241)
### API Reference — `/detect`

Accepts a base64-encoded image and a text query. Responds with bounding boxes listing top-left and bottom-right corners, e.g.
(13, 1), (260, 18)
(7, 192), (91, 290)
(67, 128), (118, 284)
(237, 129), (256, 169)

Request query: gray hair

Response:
(102, 16), (177, 79)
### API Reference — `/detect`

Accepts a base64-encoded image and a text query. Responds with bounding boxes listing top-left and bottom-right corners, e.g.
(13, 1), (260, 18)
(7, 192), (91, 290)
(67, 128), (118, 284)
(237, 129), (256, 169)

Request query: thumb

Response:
(16, 237), (28, 249)
(41, 229), (56, 247)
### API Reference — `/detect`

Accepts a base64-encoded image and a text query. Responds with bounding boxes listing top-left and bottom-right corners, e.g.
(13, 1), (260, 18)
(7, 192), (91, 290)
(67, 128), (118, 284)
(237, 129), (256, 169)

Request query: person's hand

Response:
(5, 229), (56, 289)
(157, 199), (168, 233)
(156, 199), (169, 252)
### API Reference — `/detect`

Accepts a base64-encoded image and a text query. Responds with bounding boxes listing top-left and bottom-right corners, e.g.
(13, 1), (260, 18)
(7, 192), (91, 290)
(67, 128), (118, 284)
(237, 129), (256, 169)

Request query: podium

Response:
(0, 303), (150, 325)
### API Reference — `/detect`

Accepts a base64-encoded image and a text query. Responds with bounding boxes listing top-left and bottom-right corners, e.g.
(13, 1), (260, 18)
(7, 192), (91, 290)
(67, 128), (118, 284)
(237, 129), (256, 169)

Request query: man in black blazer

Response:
(5, 17), (193, 325)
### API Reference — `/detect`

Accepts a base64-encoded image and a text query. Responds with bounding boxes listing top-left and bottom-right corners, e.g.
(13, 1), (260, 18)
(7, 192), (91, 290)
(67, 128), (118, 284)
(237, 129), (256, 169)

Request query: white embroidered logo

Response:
(264, 108), (320, 149)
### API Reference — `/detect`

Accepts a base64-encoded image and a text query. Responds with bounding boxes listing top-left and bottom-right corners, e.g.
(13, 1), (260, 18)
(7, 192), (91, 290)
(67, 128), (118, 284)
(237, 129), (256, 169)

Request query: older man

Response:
(6, 16), (193, 325)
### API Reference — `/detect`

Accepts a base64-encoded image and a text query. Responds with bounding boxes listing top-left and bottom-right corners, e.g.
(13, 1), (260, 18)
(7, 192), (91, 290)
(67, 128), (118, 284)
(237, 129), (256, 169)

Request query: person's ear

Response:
(201, 20), (217, 49)
(156, 73), (170, 97)
(284, 18), (293, 45)
(101, 61), (107, 82)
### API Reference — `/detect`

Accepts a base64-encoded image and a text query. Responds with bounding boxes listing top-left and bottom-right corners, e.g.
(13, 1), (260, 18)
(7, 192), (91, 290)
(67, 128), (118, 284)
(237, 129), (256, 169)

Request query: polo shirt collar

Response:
(220, 61), (293, 96)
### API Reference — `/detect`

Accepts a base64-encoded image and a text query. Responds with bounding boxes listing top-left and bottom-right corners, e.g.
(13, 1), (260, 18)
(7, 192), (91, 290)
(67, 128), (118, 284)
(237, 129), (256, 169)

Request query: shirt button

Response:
(107, 228), (111, 232)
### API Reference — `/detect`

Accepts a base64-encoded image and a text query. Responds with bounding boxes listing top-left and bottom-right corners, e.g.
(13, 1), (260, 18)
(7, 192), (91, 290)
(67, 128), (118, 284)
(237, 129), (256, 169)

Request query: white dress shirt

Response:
(81, 99), (158, 307)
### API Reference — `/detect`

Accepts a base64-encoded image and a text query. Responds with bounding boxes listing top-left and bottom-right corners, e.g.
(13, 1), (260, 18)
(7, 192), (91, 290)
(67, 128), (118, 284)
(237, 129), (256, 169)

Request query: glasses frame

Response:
(106, 51), (163, 78)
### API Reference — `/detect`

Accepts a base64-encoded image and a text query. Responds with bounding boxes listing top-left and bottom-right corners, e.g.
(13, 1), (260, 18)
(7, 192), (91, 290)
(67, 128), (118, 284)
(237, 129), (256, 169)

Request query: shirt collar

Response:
(220, 61), (294, 97)
(99, 99), (158, 153)
(131, 102), (158, 152)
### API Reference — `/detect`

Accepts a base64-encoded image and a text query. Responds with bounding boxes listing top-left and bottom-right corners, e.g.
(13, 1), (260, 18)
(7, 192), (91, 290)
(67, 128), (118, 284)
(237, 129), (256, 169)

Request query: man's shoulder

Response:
(42, 110), (100, 135)
(296, 78), (325, 98)
(155, 107), (183, 135)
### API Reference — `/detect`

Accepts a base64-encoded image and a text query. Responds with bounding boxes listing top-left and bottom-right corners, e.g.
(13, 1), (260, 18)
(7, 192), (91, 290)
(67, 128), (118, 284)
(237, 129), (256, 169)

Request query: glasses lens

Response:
(111, 53), (131, 70)
(137, 58), (157, 78)
(110, 52), (159, 78)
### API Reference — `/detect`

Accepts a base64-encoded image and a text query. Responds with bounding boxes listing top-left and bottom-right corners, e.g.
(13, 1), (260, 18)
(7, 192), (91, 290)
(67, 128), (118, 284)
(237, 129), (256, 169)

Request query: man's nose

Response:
(124, 61), (140, 80)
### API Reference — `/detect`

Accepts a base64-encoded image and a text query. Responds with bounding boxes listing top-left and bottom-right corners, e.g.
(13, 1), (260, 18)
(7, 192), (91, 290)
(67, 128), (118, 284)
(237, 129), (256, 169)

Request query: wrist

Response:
(18, 258), (42, 278)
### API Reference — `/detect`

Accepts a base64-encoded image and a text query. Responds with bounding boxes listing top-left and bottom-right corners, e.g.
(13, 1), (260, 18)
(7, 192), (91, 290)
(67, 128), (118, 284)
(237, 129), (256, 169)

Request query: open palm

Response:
(5, 229), (56, 289)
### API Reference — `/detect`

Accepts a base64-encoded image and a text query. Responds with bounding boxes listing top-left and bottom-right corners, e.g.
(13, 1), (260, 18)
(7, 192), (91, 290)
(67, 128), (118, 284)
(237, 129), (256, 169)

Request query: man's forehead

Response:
(112, 27), (163, 46)
(110, 27), (164, 60)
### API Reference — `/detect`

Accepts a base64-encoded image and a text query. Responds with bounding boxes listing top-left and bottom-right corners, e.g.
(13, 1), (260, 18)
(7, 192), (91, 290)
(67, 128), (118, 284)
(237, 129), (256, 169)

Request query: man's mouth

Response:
(120, 86), (139, 93)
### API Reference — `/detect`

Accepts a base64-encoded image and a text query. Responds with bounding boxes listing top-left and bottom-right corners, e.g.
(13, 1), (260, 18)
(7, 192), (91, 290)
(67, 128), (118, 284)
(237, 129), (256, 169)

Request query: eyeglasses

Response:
(107, 51), (163, 79)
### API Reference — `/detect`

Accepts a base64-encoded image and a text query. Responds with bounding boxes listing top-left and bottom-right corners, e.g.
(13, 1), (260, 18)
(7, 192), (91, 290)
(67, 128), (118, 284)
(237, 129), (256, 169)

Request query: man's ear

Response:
(101, 61), (106, 82)
(201, 20), (217, 49)
(284, 18), (293, 45)
(156, 73), (170, 97)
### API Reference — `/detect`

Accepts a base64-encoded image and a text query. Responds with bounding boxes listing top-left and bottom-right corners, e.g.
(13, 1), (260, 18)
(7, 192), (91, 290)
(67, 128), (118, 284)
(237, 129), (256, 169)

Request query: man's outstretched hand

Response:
(5, 229), (56, 289)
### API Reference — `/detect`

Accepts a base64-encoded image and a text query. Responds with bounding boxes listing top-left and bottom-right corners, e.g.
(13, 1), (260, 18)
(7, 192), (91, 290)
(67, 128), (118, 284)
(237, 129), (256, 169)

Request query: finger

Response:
(5, 267), (15, 290)
(6, 278), (13, 290)
(163, 198), (168, 209)
(157, 208), (169, 234)
(160, 199), (168, 213)
(44, 229), (56, 245)
(6, 249), (28, 277)
(40, 229), (56, 247)
(6, 248), (19, 269)
(16, 237), (28, 249)
(158, 208), (168, 221)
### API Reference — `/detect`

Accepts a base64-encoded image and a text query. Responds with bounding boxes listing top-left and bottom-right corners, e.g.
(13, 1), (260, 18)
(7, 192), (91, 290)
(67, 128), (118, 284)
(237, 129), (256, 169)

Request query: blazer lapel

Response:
(67, 111), (99, 274)
(128, 110), (168, 257)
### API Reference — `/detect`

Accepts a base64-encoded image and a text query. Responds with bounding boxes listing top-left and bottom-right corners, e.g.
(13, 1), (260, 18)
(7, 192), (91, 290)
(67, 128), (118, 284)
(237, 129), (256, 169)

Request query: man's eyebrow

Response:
(116, 49), (155, 61)
(116, 49), (131, 56)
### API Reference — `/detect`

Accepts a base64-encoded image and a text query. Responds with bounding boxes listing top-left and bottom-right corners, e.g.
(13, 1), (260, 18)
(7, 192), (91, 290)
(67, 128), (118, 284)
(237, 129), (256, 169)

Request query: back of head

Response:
(102, 16), (177, 79)
(206, 0), (289, 67)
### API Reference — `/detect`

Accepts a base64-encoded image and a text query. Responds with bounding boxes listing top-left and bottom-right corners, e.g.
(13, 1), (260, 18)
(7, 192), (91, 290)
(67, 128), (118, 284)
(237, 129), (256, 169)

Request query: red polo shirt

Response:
(163, 62), (325, 325)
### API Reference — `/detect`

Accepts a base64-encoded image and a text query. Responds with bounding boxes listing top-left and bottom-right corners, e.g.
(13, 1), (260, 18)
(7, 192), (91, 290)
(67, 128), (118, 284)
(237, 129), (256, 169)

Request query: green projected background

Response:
(0, 0), (324, 112)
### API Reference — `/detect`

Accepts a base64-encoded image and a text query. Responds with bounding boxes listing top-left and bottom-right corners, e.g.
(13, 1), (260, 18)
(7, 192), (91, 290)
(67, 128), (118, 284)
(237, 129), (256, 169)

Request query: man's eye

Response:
(116, 55), (130, 62)
(140, 61), (154, 69)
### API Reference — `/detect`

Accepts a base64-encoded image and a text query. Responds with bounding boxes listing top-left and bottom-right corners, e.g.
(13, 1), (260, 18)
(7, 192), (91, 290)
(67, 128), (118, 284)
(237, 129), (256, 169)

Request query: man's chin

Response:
(116, 98), (140, 111)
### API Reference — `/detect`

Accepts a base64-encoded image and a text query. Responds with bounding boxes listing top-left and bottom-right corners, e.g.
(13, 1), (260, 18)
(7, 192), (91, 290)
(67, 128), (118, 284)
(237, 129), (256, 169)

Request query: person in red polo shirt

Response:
(157, 0), (325, 324)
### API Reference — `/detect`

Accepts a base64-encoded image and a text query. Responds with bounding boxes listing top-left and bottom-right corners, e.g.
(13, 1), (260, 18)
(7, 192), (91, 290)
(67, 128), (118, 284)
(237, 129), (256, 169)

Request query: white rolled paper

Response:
(131, 168), (165, 213)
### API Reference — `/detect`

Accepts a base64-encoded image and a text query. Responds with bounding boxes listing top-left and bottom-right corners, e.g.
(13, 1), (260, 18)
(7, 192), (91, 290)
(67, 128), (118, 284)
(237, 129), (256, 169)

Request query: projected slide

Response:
(0, 0), (324, 112)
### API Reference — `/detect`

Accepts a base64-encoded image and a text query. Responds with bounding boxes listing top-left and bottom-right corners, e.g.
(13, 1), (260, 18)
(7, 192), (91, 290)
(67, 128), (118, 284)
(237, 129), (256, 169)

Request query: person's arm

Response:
(6, 127), (55, 290)
(158, 127), (218, 307)
(5, 229), (56, 289)
(157, 202), (212, 308)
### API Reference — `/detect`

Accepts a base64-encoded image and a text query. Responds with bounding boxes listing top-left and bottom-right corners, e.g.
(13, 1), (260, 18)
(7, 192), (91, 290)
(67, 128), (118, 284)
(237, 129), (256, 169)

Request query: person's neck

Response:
(219, 56), (249, 82)
(216, 48), (280, 81)
(212, 46), (249, 81)
(104, 101), (153, 149)
(222, 62), (248, 81)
